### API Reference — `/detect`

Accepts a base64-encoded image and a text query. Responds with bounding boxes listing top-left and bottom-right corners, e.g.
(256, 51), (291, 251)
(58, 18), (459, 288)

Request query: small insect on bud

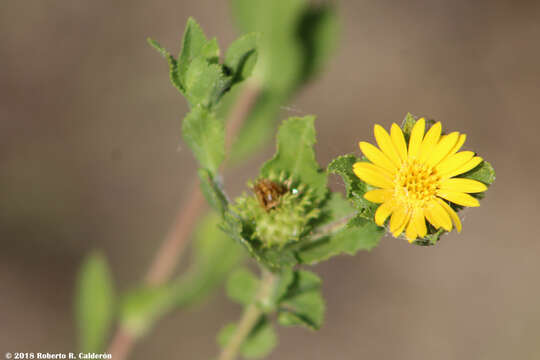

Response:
(252, 179), (287, 211)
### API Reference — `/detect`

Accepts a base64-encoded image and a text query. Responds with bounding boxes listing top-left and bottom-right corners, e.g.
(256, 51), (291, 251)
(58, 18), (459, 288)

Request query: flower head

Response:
(353, 118), (487, 242)
(231, 173), (320, 247)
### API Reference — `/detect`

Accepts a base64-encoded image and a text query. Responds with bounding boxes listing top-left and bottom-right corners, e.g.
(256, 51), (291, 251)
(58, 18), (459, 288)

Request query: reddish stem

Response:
(106, 82), (261, 359)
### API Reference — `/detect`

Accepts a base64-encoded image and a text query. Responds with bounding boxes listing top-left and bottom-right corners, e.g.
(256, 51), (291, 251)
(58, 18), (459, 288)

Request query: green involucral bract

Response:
(231, 172), (320, 248)
(222, 116), (331, 270)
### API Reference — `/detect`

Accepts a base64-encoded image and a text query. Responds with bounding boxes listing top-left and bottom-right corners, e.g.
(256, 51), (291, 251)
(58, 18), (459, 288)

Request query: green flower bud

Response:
(231, 172), (320, 247)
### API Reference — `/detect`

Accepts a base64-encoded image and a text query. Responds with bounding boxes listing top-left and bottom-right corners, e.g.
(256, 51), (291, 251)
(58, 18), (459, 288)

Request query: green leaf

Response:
(225, 33), (259, 84)
(297, 216), (384, 265)
(150, 18), (233, 107)
(261, 116), (327, 202)
(313, 191), (355, 228)
(227, 268), (259, 305)
(201, 37), (220, 63)
(178, 17), (217, 85)
(461, 160), (495, 185)
(255, 247), (299, 271)
(147, 38), (183, 94)
(75, 252), (115, 352)
(225, 1), (339, 164)
(218, 317), (277, 359)
(182, 105), (224, 175)
(231, 0), (305, 93)
(173, 212), (246, 306)
(277, 270), (325, 330)
(328, 154), (377, 218)
(183, 57), (230, 108)
(198, 169), (228, 215)
(120, 284), (172, 337)
(271, 268), (295, 306)
(297, 4), (340, 82)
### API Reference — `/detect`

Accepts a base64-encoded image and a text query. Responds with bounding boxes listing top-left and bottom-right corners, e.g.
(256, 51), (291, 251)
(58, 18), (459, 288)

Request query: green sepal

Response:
(276, 270), (325, 330)
(75, 252), (115, 353)
(218, 317), (277, 359)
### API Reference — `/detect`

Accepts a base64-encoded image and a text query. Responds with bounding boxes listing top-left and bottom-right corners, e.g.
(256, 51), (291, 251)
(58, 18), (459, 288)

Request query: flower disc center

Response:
(394, 159), (440, 207)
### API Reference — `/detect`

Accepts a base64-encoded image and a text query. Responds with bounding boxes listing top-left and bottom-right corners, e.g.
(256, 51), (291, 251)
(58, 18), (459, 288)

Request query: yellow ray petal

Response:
(444, 156), (483, 179)
(359, 141), (397, 174)
(353, 161), (394, 179)
(374, 124), (402, 166)
(440, 133), (466, 164)
(374, 201), (394, 226)
(436, 198), (462, 233)
(353, 162), (394, 189)
(364, 189), (393, 203)
(390, 206), (409, 236)
(405, 219), (417, 242)
(436, 151), (475, 176)
(408, 118), (425, 159)
(440, 178), (487, 193)
(391, 123), (408, 161)
(393, 211), (411, 237)
(436, 190), (480, 207)
(418, 122), (442, 162)
(426, 132), (459, 167)
(425, 199), (452, 231)
(411, 208), (427, 238)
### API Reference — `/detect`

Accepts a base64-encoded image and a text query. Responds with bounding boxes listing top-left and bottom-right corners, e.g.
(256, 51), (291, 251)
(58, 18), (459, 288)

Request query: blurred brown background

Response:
(2, 0), (540, 359)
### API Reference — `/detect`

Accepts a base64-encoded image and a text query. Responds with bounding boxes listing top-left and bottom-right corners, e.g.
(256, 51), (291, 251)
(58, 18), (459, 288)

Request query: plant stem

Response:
(146, 81), (261, 286)
(217, 269), (276, 360)
(107, 326), (135, 360)
(145, 177), (205, 285)
(107, 81), (261, 360)
(310, 213), (354, 241)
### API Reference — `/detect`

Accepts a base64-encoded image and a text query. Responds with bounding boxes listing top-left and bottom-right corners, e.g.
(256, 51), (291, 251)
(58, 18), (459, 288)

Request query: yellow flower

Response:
(353, 119), (487, 242)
